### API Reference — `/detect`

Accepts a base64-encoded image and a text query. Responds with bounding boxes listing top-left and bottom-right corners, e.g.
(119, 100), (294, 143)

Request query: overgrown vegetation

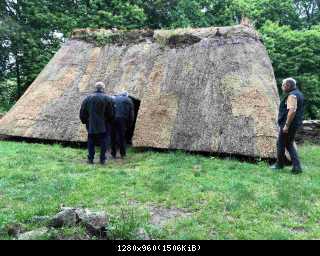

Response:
(261, 23), (320, 119)
(72, 29), (154, 46)
(0, 141), (319, 240)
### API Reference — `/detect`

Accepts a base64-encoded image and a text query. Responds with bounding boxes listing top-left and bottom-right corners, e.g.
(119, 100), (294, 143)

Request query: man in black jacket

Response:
(80, 82), (114, 165)
(111, 92), (134, 159)
(271, 78), (304, 174)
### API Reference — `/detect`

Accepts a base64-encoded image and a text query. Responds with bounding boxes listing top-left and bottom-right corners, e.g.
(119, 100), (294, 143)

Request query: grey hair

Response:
(283, 78), (297, 89)
(95, 81), (105, 91)
(119, 91), (129, 97)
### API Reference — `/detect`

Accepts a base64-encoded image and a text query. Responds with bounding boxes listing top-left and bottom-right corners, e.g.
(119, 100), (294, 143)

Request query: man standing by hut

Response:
(80, 82), (114, 165)
(111, 92), (134, 159)
(271, 78), (304, 174)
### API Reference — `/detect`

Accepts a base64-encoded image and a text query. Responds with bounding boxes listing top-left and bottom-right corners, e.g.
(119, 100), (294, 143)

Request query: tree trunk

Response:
(14, 52), (21, 100)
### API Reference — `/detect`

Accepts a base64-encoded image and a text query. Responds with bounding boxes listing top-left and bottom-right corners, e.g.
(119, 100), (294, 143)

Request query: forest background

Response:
(1, 0), (319, 119)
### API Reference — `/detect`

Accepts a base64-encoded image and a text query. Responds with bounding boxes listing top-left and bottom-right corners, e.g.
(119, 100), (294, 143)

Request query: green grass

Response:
(0, 141), (319, 240)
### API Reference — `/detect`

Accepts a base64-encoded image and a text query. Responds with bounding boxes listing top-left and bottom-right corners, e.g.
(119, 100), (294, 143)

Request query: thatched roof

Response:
(0, 26), (279, 158)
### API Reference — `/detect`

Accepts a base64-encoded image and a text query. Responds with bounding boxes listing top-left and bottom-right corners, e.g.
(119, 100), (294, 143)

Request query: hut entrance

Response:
(127, 96), (141, 145)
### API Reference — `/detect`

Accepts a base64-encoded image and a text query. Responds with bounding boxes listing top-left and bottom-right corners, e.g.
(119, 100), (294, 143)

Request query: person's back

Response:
(111, 92), (134, 159)
(80, 82), (114, 165)
(82, 92), (114, 134)
(114, 95), (134, 121)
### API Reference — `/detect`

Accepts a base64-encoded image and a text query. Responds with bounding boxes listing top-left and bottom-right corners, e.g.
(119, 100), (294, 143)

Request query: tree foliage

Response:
(0, 0), (320, 118)
(261, 22), (320, 118)
(0, 0), (65, 105)
(167, 0), (240, 28)
(0, 0), (146, 106)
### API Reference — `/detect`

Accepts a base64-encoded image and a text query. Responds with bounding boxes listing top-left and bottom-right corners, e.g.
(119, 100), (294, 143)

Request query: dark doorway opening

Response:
(126, 96), (141, 145)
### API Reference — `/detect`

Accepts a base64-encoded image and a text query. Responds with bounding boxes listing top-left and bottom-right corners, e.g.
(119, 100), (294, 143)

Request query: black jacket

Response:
(80, 90), (115, 134)
(278, 89), (304, 129)
(114, 95), (135, 127)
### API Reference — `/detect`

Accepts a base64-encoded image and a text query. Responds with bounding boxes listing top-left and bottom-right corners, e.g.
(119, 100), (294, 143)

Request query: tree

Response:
(166, 0), (241, 28)
(294, 0), (320, 27)
(0, 0), (65, 102)
(76, 0), (146, 30)
(261, 22), (320, 119)
(1, 0), (320, 117)
(236, 0), (302, 29)
(0, 0), (147, 105)
(135, 0), (179, 29)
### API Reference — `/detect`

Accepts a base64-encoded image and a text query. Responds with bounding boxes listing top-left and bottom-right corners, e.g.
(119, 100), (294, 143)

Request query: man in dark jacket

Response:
(271, 78), (304, 174)
(111, 92), (134, 159)
(80, 82), (114, 165)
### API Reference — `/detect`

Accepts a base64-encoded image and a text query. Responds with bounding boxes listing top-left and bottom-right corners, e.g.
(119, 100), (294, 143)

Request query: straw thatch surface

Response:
(0, 26), (279, 158)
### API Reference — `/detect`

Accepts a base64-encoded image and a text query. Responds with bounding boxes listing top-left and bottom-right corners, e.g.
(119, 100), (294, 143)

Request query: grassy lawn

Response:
(0, 141), (319, 240)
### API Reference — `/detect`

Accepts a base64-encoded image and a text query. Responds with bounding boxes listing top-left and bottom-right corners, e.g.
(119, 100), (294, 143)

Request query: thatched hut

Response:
(0, 26), (279, 158)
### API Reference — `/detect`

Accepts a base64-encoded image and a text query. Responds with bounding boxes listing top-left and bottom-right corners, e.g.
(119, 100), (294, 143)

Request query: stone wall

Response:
(296, 120), (320, 144)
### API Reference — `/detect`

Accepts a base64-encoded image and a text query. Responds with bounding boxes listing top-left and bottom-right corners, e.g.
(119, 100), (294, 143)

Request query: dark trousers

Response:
(88, 133), (108, 161)
(111, 117), (127, 158)
(277, 126), (301, 170)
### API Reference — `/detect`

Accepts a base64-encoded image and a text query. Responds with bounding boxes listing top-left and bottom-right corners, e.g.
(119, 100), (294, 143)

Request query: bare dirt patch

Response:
(148, 205), (192, 227)
(290, 226), (307, 233)
(129, 200), (192, 227)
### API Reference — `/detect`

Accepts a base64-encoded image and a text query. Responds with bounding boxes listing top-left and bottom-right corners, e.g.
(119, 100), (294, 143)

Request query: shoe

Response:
(270, 163), (284, 170)
(284, 159), (292, 166)
(87, 159), (94, 164)
(292, 168), (302, 175)
(100, 160), (107, 165)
